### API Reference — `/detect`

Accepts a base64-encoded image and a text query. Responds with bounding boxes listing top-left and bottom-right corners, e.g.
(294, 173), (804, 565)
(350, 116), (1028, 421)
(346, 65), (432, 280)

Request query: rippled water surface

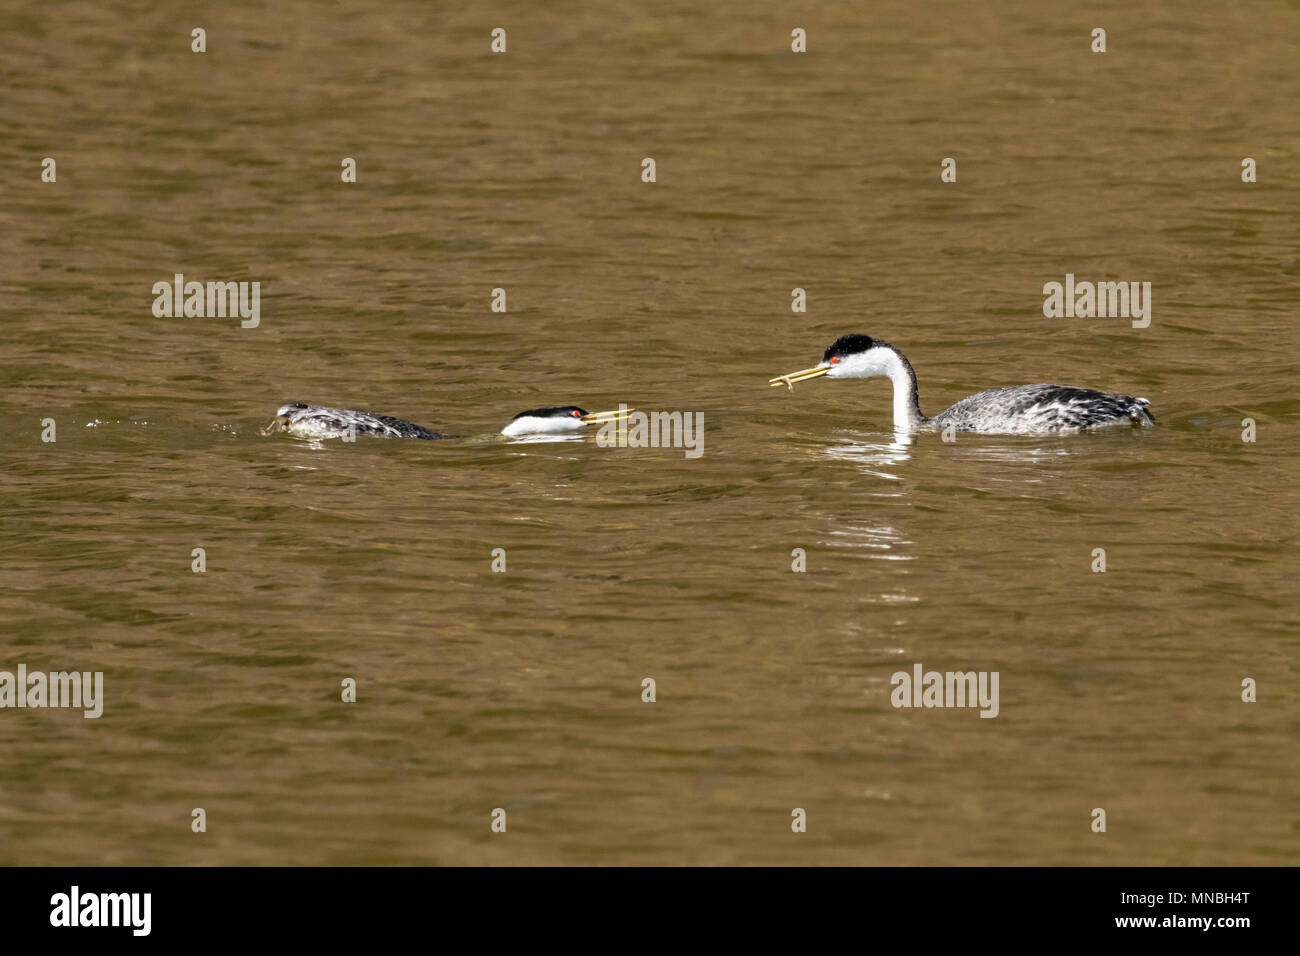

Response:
(1, 1), (1297, 864)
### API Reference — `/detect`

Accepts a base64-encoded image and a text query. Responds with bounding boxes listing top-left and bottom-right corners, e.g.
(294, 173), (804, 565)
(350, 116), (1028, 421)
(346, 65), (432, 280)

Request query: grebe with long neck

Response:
(771, 334), (1154, 435)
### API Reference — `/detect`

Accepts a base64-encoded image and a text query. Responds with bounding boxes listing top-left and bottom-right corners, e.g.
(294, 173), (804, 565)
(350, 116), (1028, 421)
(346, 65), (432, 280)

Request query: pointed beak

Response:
(261, 416), (287, 436)
(768, 364), (830, 390)
(580, 407), (636, 425)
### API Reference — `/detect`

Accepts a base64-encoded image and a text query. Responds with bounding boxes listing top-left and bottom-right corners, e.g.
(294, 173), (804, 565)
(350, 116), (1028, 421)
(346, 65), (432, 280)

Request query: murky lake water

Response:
(1, 2), (1297, 864)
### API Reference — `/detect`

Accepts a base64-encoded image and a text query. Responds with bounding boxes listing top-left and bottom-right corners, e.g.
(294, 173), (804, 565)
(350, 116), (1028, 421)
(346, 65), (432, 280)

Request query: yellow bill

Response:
(768, 365), (830, 390)
(581, 407), (636, 424)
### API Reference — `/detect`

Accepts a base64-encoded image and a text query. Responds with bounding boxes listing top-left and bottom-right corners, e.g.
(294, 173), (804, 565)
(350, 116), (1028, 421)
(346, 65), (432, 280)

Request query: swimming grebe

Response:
(770, 334), (1154, 435)
(499, 406), (632, 437)
(261, 403), (631, 440)
(261, 404), (443, 439)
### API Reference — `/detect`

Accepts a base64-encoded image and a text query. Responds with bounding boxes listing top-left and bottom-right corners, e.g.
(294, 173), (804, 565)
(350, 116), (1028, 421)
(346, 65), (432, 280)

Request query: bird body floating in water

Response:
(770, 334), (1154, 435)
(261, 403), (633, 440)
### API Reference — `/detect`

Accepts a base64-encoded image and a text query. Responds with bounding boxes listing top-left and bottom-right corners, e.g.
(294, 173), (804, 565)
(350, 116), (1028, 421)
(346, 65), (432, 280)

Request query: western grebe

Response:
(499, 406), (631, 437)
(261, 403), (631, 439)
(261, 404), (445, 439)
(770, 334), (1154, 435)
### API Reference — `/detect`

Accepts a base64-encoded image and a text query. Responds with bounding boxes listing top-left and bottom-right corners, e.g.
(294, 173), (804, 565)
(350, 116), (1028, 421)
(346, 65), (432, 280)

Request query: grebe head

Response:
(769, 334), (902, 387)
(821, 334), (897, 379)
(500, 405), (635, 437)
(261, 402), (310, 435)
(502, 406), (588, 436)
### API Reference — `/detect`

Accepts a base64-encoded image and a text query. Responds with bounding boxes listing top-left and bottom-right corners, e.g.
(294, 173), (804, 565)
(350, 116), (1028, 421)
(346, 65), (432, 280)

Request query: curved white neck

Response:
(875, 347), (927, 431)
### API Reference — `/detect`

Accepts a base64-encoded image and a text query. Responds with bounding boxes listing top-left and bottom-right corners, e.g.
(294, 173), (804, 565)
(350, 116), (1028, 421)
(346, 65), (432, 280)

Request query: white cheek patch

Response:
(838, 350), (892, 378)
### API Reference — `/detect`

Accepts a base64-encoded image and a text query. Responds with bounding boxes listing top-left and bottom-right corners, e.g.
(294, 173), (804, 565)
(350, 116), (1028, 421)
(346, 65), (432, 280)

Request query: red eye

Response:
(572, 410), (581, 417)
(830, 356), (839, 364)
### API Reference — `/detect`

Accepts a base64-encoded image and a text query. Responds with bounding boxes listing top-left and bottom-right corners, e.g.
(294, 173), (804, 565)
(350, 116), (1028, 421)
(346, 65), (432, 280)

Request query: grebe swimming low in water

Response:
(261, 403), (633, 440)
(770, 334), (1154, 435)
(498, 406), (633, 437)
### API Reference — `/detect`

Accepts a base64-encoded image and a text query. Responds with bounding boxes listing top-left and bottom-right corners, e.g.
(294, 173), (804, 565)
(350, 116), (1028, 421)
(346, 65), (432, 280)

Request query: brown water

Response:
(1, 2), (1297, 865)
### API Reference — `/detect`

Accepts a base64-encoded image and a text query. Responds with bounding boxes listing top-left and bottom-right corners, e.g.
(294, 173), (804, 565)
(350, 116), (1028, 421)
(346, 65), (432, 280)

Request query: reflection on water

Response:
(503, 433), (587, 445)
(1, 1), (1297, 866)
(823, 429), (914, 480)
(823, 521), (913, 558)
